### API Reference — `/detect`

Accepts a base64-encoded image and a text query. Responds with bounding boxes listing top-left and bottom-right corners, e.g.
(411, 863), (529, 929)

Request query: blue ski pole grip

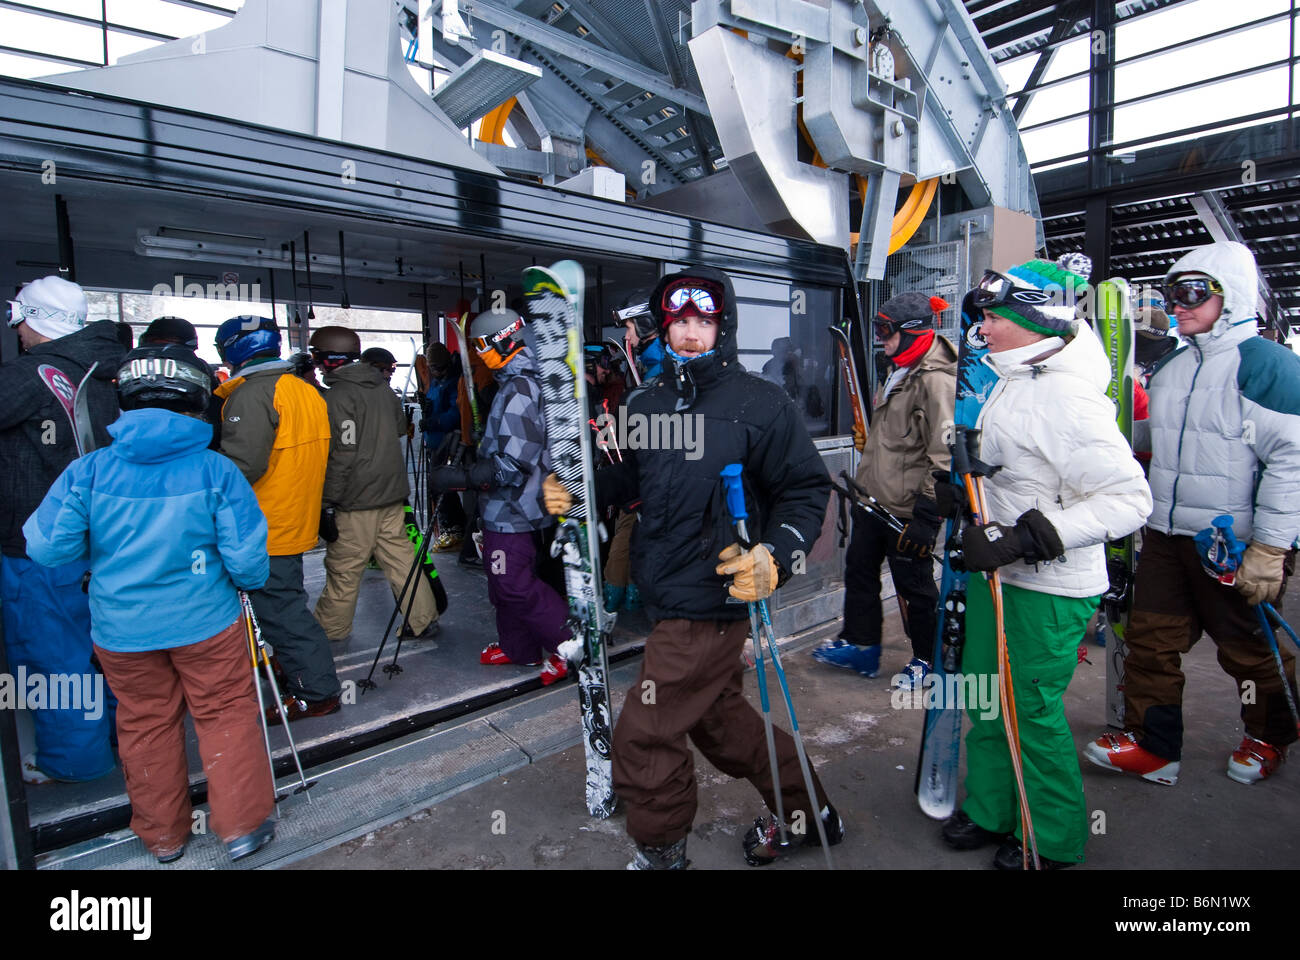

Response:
(720, 463), (748, 523)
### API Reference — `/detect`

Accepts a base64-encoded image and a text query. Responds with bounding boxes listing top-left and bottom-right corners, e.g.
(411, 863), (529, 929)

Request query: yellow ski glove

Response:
(851, 422), (866, 454)
(716, 543), (779, 603)
(1235, 542), (1288, 606)
(542, 472), (574, 516)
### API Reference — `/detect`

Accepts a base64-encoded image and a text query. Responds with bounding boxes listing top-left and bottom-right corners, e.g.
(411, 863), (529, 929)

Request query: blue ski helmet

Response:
(215, 315), (281, 367)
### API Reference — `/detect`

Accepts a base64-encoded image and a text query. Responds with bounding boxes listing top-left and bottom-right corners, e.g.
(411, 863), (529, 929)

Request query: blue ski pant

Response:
(1, 554), (116, 781)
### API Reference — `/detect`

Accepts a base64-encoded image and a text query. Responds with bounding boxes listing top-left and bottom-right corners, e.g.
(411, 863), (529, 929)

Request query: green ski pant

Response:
(961, 576), (1098, 864)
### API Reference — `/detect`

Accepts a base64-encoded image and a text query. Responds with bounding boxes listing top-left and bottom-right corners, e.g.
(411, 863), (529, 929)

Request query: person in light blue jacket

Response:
(24, 344), (278, 864)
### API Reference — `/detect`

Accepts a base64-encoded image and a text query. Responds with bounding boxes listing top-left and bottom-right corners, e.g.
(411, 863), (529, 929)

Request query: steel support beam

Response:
(464, 0), (709, 114)
(1083, 0), (1115, 278)
(642, 0), (714, 175)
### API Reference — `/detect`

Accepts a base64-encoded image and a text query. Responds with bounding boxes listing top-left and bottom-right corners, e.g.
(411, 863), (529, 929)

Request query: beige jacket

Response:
(852, 334), (957, 518)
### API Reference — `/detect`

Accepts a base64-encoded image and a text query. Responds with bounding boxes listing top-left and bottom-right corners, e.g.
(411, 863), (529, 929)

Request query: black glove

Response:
(319, 506), (339, 543)
(896, 497), (941, 558)
(429, 460), (495, 493)
(961, 508), (1064, 572)
(932, 471), (965, 520)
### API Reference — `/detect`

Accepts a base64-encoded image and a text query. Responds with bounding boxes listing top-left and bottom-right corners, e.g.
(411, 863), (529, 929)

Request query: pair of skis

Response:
(525, 261), (617, 819)
(829, 316), (968, 821)
(914, 293), (997, 821)
(38, 361), (99, 457)
(1095, 279), (1137, 728)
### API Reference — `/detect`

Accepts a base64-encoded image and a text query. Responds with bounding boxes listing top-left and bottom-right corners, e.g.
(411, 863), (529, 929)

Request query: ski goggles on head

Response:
(614, 301), (651, 323)
(472, 313), (526, 358)
(660, 281), (724, 320)
(971, 270), (1056, 311)
(7, 300), (68, 329)
(1163, 276), (1224, 309)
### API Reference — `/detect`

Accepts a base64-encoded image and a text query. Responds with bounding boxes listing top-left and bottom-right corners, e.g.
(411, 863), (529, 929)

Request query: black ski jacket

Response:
(596, 266), (831, 622)
(0, 321), (126, 557)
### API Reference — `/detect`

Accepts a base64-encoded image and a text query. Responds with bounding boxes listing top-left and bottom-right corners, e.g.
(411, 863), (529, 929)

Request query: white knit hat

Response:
(8, 276), (88, 339)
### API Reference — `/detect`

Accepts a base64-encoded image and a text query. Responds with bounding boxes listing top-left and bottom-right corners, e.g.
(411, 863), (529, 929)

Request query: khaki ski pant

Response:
(96, 620), (274, 856)
(604, 511), (636, 588)
(314, 503), (438, 641)
(1123, 528), (1298, 760)
(612, 618), (830, 847)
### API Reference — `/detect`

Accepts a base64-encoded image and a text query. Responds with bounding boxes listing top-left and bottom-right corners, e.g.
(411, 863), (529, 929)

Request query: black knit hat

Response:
(876, 291), (948, 335)
(142, 315), (199, 349)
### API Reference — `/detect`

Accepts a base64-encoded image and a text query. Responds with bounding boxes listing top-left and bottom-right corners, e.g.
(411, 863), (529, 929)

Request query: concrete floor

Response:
(291, 610), (1300, 871)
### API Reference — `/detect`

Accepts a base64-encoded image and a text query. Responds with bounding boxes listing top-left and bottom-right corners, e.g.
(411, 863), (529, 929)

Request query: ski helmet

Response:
(470, 308), (526, 370)
(614, 290), (656, 341)
(215, 315), (281, 367)
(309, 325), (361, 371)
(142, 315), (199, 350)
(116, 344), (211, 414)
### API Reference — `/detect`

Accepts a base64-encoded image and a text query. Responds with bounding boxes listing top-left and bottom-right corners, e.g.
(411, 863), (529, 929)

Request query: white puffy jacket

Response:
(1146, 241), (1300, 549)
(974, 326), (1153, 598)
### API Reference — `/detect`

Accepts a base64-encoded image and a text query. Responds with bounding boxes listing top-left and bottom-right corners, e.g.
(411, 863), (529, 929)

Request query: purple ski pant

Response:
(482, 528), (571, 664)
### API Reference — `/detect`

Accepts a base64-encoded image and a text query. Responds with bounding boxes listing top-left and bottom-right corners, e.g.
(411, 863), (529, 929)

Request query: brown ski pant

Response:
(612, 618), (830, 846)
(1124, 528), (1298, 760)
(96, 619), (274, 857)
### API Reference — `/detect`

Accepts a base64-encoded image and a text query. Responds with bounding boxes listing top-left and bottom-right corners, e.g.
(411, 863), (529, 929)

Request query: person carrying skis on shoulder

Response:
(1083, 240), (1300, 787)
(938, 260), (1150, 869)
(427, 307), (570, 684)
(23, 343), (276, 863)
(813, 291), (956, 689)
(213, 316), (341, 722)
(543, 266), (842, 869)
(309, 326), (440, 644)
(1, 275), (123, 785)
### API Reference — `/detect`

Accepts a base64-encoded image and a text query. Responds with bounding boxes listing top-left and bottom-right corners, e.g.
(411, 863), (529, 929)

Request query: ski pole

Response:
(720, 464), (833, 868)
(951, 427), (1039, 869)
(360, 508), (437, 690)
(240, 590), (313, 807)
(1254, 606), (1300, 728)
(718, 466), (786, 849)
(1261, 602), (1300, 654)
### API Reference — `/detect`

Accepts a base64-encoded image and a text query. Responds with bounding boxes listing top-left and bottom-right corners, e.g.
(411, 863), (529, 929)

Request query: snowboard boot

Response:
(993, 837), (1077, 871)
(892, 657), (931, 691)
(1226, 735), (1286, 784)
(941, 810), (1008, 850)
(626, 837), (688, 870)
(742, 804), (844, 866)
(811, 640), (881, 678)
(1083, 731), (1180, 785)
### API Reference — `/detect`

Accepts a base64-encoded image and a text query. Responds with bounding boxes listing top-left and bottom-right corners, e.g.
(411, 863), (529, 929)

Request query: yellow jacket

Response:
(215, 361), (331, 556)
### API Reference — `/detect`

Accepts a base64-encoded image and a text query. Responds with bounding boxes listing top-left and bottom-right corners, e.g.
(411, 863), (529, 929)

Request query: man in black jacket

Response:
(545, 266), (842, 869)
(1, 276), (123, 783)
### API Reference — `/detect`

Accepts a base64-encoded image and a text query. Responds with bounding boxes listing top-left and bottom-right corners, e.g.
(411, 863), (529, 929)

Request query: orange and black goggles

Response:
(660, 279), (725, 324)
(473, 313), (526, 359)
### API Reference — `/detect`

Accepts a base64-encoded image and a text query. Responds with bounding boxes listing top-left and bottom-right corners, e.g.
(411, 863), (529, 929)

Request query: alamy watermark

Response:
(150, 273), (261, 303)
(0, 669), (105, 720)
(890, 670), (1001, 721)
(592, 409), (705, 461)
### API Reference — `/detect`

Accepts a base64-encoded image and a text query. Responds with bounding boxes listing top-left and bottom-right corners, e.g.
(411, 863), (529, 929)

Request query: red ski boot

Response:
(1083, 731), (1180, 785)
(1226, 735), (1286, 784)
(539, 653), (568, 686)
